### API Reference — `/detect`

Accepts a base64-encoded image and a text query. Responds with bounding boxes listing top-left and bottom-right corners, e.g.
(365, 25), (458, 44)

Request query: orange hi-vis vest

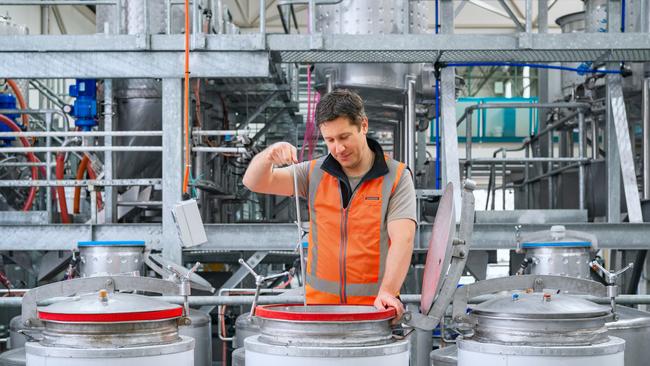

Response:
(305, 148), (407, 305)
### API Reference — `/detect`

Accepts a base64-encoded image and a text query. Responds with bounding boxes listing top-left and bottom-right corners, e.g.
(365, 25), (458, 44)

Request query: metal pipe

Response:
(192, 130), (249, 136)
(0, 146), (162, 153)
(5, 294), (650, 308)
(592, 116), (599, 159)
(405, 77), (416, 172)
(466, 110), (473, 178)
(104, 79), (114, 223)
(469, 157), (590, 163)
(578, 111), (585, 209)
(325, 73), (333, 93)
(0, 0), (117, 4)
(45, 112), (52, 223)
(0, 162), (52, 167)
(525, 0), (532, 33)
(308, 0), (315, 34)
(192, 147), (247, 153)
(259, 0), (266, 34)
(0, 179), (161, 187)
(0, 131), (162, 138)
(644, 78), (650, 199)
(116, 201), (163, 206)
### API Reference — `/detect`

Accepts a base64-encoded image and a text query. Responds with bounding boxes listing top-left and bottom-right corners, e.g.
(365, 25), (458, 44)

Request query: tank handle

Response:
(451, 275), (608, 322)
(22, 275), (181, 328)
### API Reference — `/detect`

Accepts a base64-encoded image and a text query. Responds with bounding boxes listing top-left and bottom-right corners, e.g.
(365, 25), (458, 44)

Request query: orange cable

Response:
(182, 0), (191, 195)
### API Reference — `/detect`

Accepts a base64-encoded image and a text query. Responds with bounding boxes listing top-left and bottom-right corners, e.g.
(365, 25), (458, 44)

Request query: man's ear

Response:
(361, 117), (369, 134)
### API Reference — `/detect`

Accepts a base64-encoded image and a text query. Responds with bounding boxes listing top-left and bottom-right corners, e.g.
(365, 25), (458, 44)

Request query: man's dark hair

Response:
(315, 89), (366, 129)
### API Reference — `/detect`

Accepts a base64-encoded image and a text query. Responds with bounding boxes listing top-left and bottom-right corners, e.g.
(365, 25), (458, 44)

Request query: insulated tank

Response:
(78, 240), (146, 277)
(457, 292), (624, 366)
(430, 345), (457, 366)
(25, 290), (194, 366)
(181, 309), (213, 366)
(0, 348), (25, 366)
(517, 225), (597, 279)
(245, 304), (409, 366)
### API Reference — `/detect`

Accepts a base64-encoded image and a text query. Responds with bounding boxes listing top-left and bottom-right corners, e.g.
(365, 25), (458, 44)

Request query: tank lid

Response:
(78, 240), (146, 247)
(254, 304), (395, 322)
(521, 241), (591, 248)
(518, 225), (597, 250)
(472, 292), (610, 319)
(420, 182), (456, 314)
(38, 291), (182, 323)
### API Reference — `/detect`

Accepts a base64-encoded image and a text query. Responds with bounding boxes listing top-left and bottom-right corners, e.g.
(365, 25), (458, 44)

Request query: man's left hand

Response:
(374, 290), (405, 324)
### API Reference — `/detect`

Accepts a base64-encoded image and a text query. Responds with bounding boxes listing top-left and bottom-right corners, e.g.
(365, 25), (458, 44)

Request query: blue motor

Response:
(0, 93), (22, 146)
(68, 79), (97, 131)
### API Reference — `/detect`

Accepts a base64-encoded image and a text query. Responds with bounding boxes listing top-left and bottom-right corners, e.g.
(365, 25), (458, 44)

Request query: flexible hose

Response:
(6, 79), (29, 128)
(55, 153), (71, 223)
(73, 154), (104, 213)
(0, 114), (38, 211)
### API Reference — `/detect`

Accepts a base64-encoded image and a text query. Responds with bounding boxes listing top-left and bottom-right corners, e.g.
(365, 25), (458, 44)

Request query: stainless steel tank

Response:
(314, 0), (430, 134)
(555, 12), (586, 93)
(430, 345), (457, 366)
(234, 312), (259, 349)
(8, 315), (43, 351)
(245, 305), (409, 366)
(607, 306), (650, 366)
(180, 309), (212, 366)
(457, 292), (624, 366)
(78, 240), (146, 277)
(25, 290), (194, 366)
(517, 225), (597, 279)
(232, 348), (245, 366)
(0, 348), (25, 366)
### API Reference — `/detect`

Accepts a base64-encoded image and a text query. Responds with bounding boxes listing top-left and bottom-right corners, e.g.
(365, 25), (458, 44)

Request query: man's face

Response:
(320, 116), (369, 169)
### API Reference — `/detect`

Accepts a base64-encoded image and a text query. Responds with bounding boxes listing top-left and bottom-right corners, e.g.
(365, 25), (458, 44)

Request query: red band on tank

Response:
(255, 304), (396, 322)
(38, 307), (183, 322)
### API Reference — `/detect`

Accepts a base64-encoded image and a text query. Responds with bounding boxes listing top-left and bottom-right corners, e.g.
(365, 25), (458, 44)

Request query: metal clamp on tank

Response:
(402, 180), (476, 332)
(590, 260), (634, 320)
(237, 258), (290, 317)
(21, 275), (182, 328)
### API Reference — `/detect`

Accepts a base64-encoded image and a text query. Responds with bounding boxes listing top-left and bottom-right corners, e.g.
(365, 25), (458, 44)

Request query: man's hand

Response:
(266, 142), (298, 166)
(374, 289), (405, 324)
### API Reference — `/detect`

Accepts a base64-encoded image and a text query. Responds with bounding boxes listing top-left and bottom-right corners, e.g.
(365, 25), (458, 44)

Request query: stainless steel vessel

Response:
(180, 309), (212, 366)
(430, 345), (457, 366)
(234, 312), (259, 349)
(245, 304), (409, 366)
(78, 240), (146, 277)
(0, 348), (25, 366)
(607, 306), (650, 366)
(457, 292), (624, 366)
(25, 290), (194, 366)
(517, 225), (597, 279)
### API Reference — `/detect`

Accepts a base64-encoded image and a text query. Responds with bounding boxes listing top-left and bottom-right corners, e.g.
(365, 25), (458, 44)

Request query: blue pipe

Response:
(444, 62), (621, 75)
(434, 0), (440, 189)
(621, 0), (626, 33)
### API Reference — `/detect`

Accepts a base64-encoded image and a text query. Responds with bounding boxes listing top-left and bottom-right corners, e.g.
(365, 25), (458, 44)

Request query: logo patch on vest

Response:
(365, 196), (380, 201)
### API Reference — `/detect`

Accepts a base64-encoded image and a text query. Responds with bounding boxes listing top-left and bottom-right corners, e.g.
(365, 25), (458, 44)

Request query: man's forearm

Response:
(242, 148), (273, 191)
(379, 237), (414, 296)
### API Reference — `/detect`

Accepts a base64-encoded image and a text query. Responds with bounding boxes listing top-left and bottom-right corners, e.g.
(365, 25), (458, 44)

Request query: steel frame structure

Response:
(1, 0), (649, 261)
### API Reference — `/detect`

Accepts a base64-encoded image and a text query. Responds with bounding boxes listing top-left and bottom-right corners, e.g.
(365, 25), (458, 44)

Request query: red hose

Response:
(0, 114), (38, 211)
(55, 153), (71, 224)
(6, 79), (29, 128)
(72, 154), (103, 213)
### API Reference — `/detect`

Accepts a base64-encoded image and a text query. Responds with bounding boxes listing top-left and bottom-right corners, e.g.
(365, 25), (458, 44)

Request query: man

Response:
(243, 89), (416, 318)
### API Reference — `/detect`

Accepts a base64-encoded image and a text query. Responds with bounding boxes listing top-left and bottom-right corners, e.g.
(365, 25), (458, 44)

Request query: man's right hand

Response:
(266, 142), (298, 166)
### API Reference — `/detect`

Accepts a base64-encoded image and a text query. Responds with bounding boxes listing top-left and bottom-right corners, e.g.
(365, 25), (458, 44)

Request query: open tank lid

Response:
(420, 182), (456, 314)
(472, 292), (610, 319)
(254, 304), (395, 322)
(37, 291), (183, 323)
(145, 253), (215, 293)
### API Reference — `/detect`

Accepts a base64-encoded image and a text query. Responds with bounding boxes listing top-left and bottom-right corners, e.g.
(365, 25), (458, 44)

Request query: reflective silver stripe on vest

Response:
(308, 157), (326, 276)
(378, 159), (403, 288)
(307, 157), (403, 299)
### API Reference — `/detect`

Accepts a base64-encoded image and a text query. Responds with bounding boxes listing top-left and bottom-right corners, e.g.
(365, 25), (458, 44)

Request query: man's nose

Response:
(334, 143), (345, 154)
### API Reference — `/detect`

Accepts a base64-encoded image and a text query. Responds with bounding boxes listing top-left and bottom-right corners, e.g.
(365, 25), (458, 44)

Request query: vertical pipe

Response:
(104, 79), (114, 223)
(435, 78), (441, 189)
(405, 77), (416, 172)
(217, 0), (225, 33)
(592, 117), (599, 159)
(466, 110), (472, 179)
(641, 78), (650, 200)
(525, 144), (530, 208)
(162, 78), (184, 264)
(578, 111), (586, 209)
(548, 127), (553, 209)
(90, 187), (97, 224)
(115, 0), (121, 34)
(143, 0), (149, 35)
(501, 150), (506, 210)
(45, 112), (52, 223)
(325, 73), (333, 93)
(193, 0), (200, 35)
(525, 0), (532, 33)
(308, 0), (315, 34)
(259, 0), (266, 34)
(166, 0), (172, 34)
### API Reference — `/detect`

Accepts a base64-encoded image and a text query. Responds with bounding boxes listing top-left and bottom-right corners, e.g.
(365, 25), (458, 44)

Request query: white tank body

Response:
(26, 338), (194, 366)
(457, 337), (624, 366)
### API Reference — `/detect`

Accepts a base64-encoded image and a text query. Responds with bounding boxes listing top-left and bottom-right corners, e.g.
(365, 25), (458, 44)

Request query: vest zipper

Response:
(340, 186), (360, 304)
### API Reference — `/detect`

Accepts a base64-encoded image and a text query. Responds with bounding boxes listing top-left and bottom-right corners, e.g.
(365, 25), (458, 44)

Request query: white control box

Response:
(171, 199), (208, 248)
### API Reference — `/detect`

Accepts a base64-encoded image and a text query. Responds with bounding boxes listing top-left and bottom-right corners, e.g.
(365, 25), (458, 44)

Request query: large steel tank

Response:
(245, 304), (409, 366)
(457, 292), (624, 366)
(181, 309), (212, 366)
(0, 348), (25, 366)
(234, 312), (259, 349)
(555, 12), (586, 93)
(516, 225), (597, 279)
(25, 290), (194, 366)
(430, 345), (456, 366)
(78, 240), (146, 277)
